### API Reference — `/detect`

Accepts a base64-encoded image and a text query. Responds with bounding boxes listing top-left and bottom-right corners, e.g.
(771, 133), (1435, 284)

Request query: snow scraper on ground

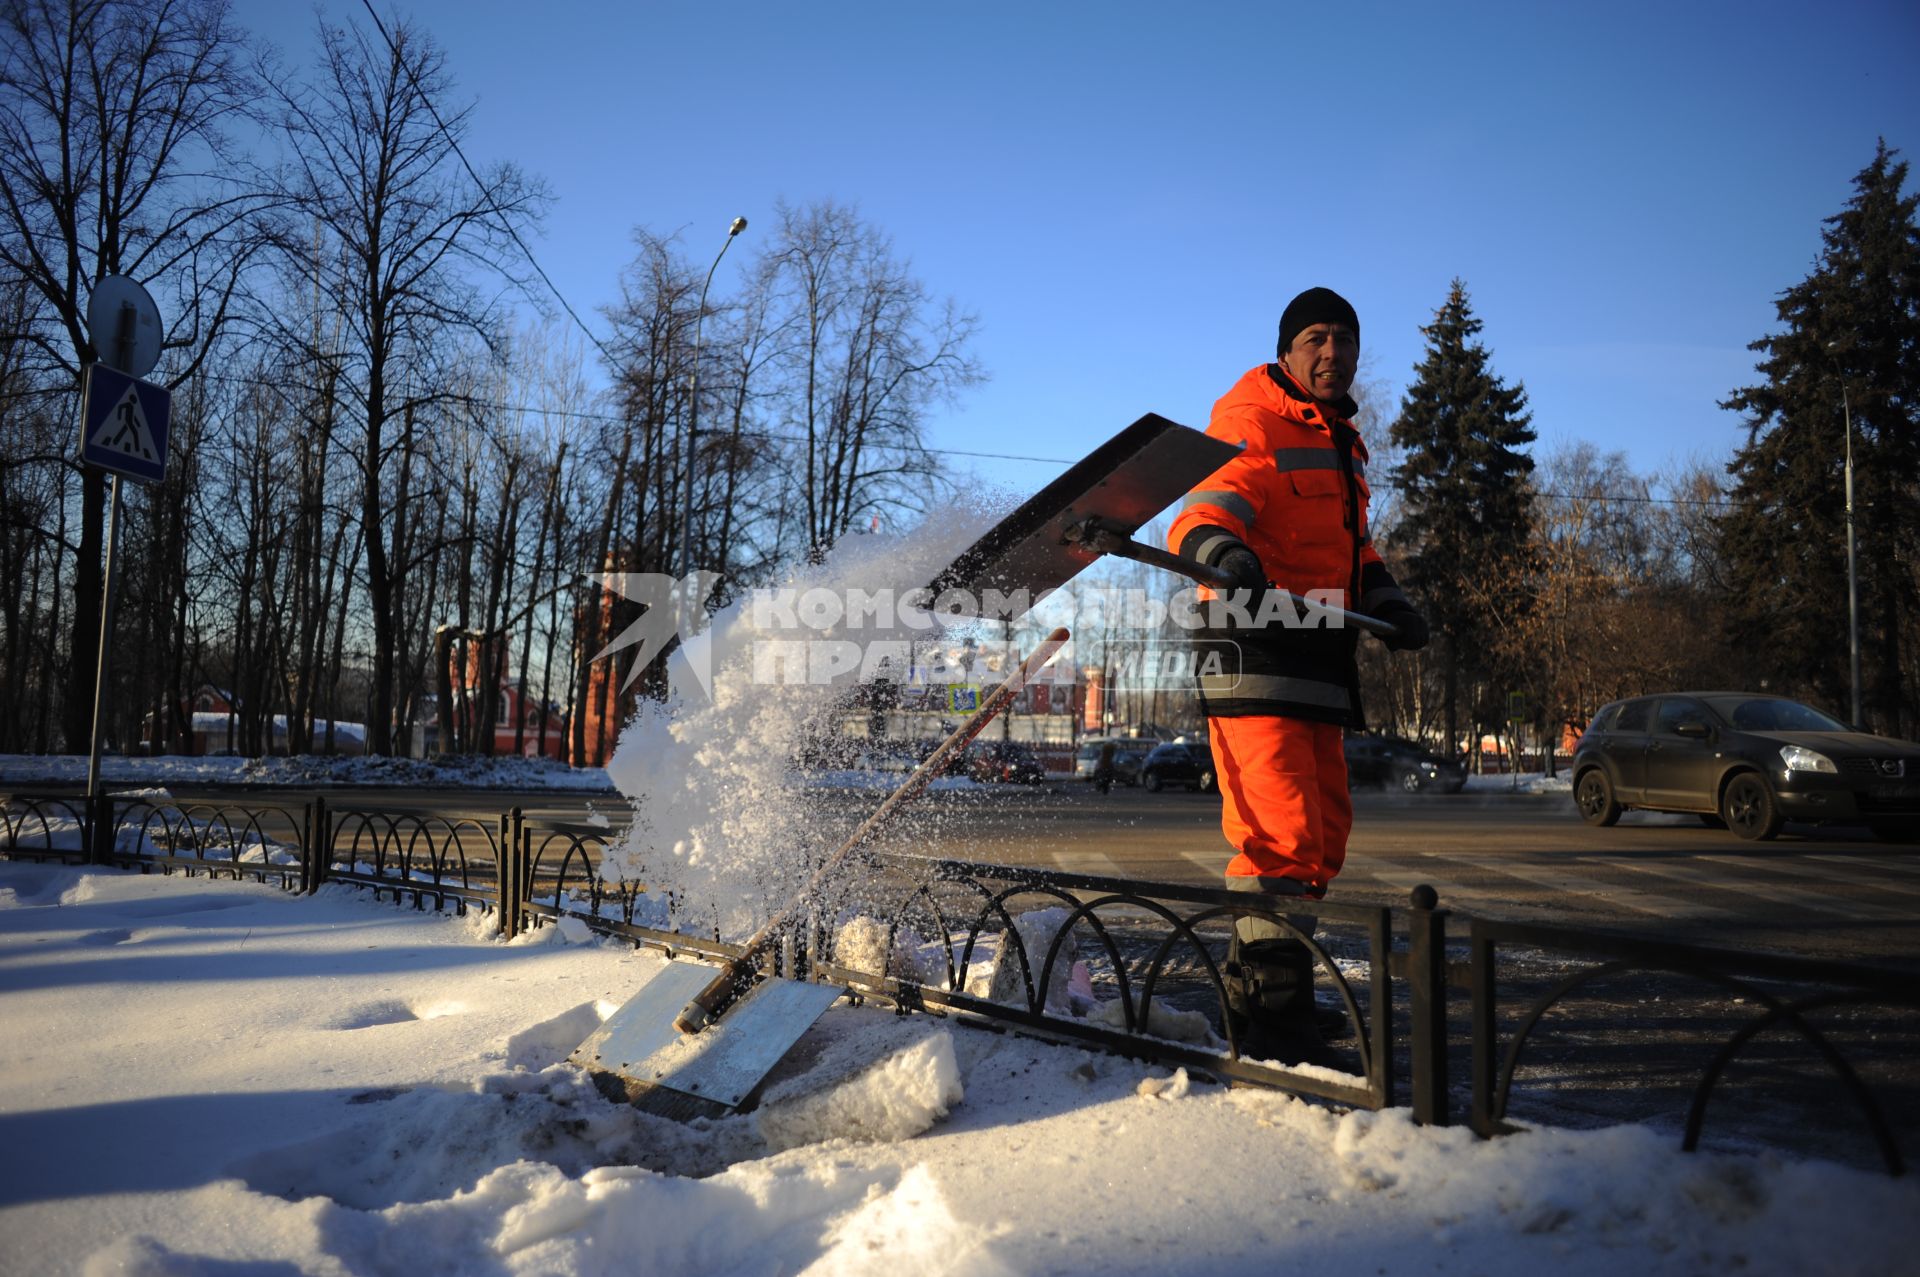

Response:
(574, 627), (1070, 1121)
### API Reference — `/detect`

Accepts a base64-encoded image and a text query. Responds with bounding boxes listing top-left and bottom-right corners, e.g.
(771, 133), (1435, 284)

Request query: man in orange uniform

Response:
(1169, 287), (1427, 1063)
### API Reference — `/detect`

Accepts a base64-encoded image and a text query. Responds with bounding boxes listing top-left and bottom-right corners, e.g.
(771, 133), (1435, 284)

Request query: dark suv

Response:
(1571, 692), (1920, 841)
(1139, 742), (1216, 792)
(1343, 736), (1466, 794)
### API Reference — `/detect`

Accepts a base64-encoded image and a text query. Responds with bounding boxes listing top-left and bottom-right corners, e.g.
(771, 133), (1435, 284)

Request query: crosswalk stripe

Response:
(1690, 855), (1920, 921)
(1422, 852), (1739, 918)
(1049, 851), (1128, 880)
(1806, 853), (1920, 879)
(1182, 850), (1231, 878)
(1360, 866), (1469, 903)
(1591, 856), (1901, 921)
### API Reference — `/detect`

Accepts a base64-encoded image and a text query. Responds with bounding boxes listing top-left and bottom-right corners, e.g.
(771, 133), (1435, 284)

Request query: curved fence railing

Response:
(1468, 915), (1917, 1175)
(0, 795), (89, 862)
(323, 802), (505, 913)
(797, 849), (1404, 1110)
(108, 797), (311, 887)
(2, 789), (1911, 1173)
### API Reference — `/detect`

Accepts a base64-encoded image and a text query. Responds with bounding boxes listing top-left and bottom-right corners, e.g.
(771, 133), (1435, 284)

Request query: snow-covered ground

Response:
(1, 858), (1912, 1277)
(1462, 770), (1574, 795)
(0, 753), (615, 791)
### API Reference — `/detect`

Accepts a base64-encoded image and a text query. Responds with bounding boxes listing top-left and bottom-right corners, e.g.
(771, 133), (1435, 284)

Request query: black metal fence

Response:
(2, 788), (1911, 1173)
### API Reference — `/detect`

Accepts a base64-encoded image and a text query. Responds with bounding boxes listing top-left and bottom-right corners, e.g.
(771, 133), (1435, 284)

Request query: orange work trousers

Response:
(1206, 715), (1351, 893)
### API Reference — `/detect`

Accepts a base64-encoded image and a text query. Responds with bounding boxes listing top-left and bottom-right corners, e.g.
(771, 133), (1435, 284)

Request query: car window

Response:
(1590, 704), (1620, 732)
(1653, 697), (1708, 735)
(1704, 697), (1850, 732)
(1613, 700), (1651, 732)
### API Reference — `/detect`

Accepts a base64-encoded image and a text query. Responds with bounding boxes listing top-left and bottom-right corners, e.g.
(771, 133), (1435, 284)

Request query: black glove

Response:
(1214, 546), (1267, 595)
(1376, 602), (1429, 652)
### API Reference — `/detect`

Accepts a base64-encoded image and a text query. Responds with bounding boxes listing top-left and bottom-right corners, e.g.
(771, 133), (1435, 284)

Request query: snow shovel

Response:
(925, 412), (1401, 638)
(572, 626), (1072, 1121)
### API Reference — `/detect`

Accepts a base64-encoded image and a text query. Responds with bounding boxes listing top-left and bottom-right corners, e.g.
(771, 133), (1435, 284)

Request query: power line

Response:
(354, 0), (616, 367)
(186, 367), (1081, 466)
(1532, 489), (1736, 509)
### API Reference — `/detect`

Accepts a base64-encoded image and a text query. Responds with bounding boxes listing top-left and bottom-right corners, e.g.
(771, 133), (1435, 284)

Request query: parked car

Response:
(1343, 735), (1467, 794)
(1570, 692), (1920, 841)
(1073, 738), (1156, 786)
(1139, 742), (1216, 793)
(967, 740), (1047, 784)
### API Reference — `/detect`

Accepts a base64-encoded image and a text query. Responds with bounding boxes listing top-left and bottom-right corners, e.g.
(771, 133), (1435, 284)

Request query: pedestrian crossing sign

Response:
(81, 363), (170, 484)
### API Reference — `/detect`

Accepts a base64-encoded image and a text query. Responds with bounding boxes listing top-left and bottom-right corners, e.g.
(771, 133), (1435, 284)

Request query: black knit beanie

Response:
(1277, 287), (1360, 357)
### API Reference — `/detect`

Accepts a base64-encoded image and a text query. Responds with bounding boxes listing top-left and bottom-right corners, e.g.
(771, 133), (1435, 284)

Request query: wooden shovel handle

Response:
(674, 625), (1072, 1034)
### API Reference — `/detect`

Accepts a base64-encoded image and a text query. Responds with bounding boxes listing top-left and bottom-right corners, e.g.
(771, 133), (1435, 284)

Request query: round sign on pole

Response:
(86, 275), (163, 379)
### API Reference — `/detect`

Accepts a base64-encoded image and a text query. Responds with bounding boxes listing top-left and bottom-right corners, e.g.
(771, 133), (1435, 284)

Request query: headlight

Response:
(1779, 745), (1837, 774)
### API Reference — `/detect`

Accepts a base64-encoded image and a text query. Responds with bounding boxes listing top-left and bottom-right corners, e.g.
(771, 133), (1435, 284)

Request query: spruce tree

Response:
(1390, 280), (1537, 756)
(1719, 141), (1920, 736)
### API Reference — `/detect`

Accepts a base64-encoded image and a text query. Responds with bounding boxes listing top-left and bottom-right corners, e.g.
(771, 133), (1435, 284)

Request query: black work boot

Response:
(1224, 937), (1349, 1069)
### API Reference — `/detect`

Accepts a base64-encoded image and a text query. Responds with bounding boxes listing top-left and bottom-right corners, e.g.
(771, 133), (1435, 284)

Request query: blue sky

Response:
(251, 1), (1918, 499)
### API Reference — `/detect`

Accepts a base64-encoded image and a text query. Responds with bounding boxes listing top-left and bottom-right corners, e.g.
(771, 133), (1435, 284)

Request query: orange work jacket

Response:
(1167, 363), (1409, 725)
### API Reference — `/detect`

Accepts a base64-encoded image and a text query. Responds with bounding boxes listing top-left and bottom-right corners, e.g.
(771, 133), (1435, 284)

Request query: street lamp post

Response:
(1827, 340), (1862, 727)
(679, 217), (748, 590)
(1840, 378), (1861, 729)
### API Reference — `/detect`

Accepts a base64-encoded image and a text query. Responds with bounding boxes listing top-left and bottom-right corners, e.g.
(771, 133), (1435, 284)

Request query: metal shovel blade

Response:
(572, 960), (846, 1121)
(926, 413), (1241, 619)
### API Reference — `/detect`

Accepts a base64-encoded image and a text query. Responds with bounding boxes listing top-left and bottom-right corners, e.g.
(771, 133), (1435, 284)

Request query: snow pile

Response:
(1088, 992), (1219, 1046)
(758, 1016), (963, 1152)
(969, 904), (1076, 1009)
(1464, 770), (1575, 795)
(504, 999), (621, 1070)
(833, 914), (946, 984)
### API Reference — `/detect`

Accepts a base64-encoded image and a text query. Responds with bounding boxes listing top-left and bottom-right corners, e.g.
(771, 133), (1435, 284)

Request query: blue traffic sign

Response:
(81, 363), (170, 484)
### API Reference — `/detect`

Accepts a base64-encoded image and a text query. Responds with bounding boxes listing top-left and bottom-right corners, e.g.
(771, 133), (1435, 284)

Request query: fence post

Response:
(1408, 884), (1450, 1127)
(499, 807), (523, 937)
(87, 793), (112, 866)
(1470, 925), (1497, 1137)
(305, 794), (330, 895)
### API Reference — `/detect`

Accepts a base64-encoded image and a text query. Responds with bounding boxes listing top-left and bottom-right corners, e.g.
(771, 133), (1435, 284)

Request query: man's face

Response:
(1282, 322), (1359, 405)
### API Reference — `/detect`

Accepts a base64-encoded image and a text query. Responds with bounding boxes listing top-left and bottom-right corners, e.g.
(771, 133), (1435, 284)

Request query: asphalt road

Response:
(860, 782), (1920, 967)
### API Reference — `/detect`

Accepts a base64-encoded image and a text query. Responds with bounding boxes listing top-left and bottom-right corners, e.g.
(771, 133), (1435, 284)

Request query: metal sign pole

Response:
(83, 303), (139, 809)
(84, 472), (123, 803)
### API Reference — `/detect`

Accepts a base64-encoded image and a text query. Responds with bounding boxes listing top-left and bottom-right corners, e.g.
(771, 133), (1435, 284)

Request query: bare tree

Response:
(269, 13), (545, 752)
(0, 0), (265, 749)
(763, 200), (982, 561)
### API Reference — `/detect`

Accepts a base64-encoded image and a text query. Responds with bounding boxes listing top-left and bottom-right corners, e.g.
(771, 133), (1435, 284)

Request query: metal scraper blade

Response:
(572, 960), (846, 1119)
(925, 413), (1240, 620)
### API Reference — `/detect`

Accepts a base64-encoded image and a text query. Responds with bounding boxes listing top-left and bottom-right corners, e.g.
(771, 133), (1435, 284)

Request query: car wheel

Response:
(1143, 772), (1163, 793)
(1398, 769), (1425, 794)
(1198, 769), (1216, 793)
(1575, 769), (1622, 827)
(1721, 772), (1783, 841)
(1698, 813), (1727, 829)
